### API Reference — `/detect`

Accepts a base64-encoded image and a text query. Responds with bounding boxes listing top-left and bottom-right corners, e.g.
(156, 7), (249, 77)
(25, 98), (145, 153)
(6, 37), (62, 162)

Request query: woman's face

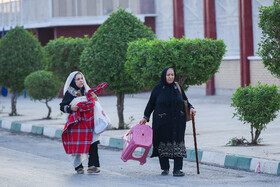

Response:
(166, 68), (175, 84)
(75, 73), (84, 89)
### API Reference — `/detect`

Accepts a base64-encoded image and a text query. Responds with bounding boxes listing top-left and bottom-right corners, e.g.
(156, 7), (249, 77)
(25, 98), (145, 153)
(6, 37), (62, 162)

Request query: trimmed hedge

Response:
(24, 70), (61, 119)
(0, 26), (44, 115)
(45, 36), (89, 82)
(80, 9), (156, 129)
(80, 9), (156, 94)
(24, 70), (60, 101)
(0, 26), (44, 92)
(125, 37), (226, 89)
(231, 83), (280, 144)
(258, 0), (280, 77)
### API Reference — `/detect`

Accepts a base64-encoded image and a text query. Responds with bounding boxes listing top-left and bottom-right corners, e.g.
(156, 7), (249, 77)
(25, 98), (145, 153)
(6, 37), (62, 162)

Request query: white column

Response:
(9, 0), (12, 29)
(80, 0), (87, 16)
(99, 0), (103, 16)
(75, 0), (78, 16)
(49, 0), (53, 18)
(114, 0), (119, 12)
(14, 0), (16, 26)
(20, 0), (23, 26)
(1, 0), (3, 28)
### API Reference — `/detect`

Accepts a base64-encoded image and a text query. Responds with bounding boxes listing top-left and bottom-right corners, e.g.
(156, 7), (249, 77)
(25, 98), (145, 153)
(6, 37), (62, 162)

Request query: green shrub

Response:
(258, 0), (280, 77)
(24, 70), (61, 119)
(226, 137), (249, 146)
(125, 37), (226, 89)
(0, 26), (44, 115)
(80, 9), (156, 129)
(45, 36), (90, 82)
(231, 83), (280, 144)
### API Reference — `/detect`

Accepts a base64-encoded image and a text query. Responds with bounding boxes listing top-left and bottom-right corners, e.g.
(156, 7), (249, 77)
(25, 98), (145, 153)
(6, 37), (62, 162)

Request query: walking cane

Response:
(192, 114), (200, 174)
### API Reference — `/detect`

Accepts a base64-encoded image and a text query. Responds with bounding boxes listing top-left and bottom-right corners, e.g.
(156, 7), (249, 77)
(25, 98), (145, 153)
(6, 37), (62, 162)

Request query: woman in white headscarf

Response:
(60, 71), (100, 174)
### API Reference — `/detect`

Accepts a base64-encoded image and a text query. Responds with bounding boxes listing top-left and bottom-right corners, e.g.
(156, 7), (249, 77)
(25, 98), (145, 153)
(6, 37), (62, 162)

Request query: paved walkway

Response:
(1, 87), (280, 175)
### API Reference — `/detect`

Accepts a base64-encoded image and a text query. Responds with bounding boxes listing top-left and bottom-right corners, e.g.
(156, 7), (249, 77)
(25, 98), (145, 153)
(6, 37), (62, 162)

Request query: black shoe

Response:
(87, 166), (100, 174)
(161, 169), (169, 176)
(75, 164), (84, 174)
(76, 168), (84, 174)
(173, 170), (185, 177)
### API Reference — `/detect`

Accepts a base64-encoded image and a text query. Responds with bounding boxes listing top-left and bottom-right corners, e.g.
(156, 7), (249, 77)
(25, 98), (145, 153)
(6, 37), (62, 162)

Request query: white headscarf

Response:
(63, 71), (91, 95)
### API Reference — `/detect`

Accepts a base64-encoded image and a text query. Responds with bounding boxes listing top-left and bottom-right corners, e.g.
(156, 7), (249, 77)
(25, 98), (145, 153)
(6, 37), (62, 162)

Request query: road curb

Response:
(1, 119), (279, 175)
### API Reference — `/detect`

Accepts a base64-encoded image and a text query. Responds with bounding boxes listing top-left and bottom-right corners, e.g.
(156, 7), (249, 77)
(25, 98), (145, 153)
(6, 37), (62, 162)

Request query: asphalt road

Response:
(0, 129), (280, 187)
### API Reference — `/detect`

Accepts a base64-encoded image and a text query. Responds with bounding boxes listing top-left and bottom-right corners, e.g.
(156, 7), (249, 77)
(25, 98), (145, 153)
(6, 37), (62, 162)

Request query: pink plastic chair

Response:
(121, 124), (153, 165)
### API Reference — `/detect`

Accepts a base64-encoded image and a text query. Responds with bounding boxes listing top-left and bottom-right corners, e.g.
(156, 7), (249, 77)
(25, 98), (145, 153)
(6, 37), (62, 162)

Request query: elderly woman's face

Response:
(166, 69), (175, 84)
(75, 73), (84, 89)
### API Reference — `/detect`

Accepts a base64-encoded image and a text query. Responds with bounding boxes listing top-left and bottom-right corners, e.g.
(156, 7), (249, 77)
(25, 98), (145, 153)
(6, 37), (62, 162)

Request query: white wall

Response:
(155, 0), (204, 40)
(155, 0), (173, 40)
(184, 0), (204, 39)
(22, 0), (51, 23)
(252, 0), (274, 56)
(215, 0), (239, 57)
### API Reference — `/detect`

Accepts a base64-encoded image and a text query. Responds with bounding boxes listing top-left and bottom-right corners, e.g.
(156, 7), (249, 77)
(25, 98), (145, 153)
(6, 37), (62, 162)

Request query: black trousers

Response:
(75, 141), (100, 170)
(159, 157), (183, 172)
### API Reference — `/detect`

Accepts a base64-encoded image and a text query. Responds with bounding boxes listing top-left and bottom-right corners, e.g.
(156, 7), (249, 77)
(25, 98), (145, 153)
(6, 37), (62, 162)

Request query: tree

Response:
(125, 37), (226, 89)
(231, 83), (280, 144)
(80, 9), (156, 129)
(24, 70), (61, 119)
(45, 36), (90, 82)
(258, 0), (280, 77)
(0, 26), (44, 116)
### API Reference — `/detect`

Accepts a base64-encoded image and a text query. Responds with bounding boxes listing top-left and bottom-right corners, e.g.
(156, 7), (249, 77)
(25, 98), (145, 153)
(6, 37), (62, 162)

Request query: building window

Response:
(52, 0), (154, 17)
(53, 0), (76, 17)
(0, 0), (20, 26)
(140, 0), (155, 14)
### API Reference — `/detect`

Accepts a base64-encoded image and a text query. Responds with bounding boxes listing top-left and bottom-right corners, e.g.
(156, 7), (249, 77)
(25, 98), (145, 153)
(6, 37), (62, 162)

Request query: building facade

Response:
(0, 0), (156, 45)
(0, 0), (279, 94)
(157, 0), (279, 94)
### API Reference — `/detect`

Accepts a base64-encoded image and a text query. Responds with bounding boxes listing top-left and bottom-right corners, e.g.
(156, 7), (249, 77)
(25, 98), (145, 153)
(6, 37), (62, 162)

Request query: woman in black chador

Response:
(139, 67), (196, 177)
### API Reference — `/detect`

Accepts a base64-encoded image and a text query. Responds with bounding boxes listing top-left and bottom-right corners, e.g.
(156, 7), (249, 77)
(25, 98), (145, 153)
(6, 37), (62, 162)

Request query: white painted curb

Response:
(1, 120), (11, 129)
(99, 135), (110, 146)
(43, 127), (57, 138)
(250, 158), (279, 175)
(201, 151), (226, 167)
(1, 119), (279, 176)
(21, 123), (33, 133)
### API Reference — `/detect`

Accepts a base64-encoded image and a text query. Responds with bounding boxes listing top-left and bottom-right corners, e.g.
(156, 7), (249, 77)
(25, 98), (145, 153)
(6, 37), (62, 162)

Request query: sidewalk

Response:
(1, 87), (280, 175)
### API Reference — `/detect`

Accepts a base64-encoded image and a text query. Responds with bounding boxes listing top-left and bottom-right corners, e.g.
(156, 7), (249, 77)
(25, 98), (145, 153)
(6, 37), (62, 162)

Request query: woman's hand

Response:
(91, 92), (98, 101)
(139, 118), (147, 125)
(71, 104), (79, 111)
(190, 108), (196, 117)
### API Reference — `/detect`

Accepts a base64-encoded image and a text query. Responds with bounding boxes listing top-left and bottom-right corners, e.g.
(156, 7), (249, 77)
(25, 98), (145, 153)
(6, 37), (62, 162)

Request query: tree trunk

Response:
(45, 98), (51, 119)
(177, 75), (187, 87)
(253, 129), (261, 145)
(250, 124), (262, 145)
(250, 125), (254, 144)
(10, 92), (17, 116)
(117, 92), (125, 129)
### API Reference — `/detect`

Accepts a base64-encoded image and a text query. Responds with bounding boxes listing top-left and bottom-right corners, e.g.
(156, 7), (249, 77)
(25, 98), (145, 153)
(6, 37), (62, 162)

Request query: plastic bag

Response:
(94, 101), (111, 134)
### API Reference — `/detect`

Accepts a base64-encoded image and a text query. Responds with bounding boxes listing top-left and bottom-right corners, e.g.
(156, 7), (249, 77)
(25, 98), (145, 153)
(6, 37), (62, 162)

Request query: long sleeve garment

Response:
(60, 91), (75, 113)
(60, 86), (96, 154)
(144, 83), (193, 158)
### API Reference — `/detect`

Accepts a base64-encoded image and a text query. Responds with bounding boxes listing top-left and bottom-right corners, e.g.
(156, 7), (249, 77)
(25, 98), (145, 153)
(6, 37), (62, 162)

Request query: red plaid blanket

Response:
(93, 82), (108, 94)
(62, 91), (95, 154)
